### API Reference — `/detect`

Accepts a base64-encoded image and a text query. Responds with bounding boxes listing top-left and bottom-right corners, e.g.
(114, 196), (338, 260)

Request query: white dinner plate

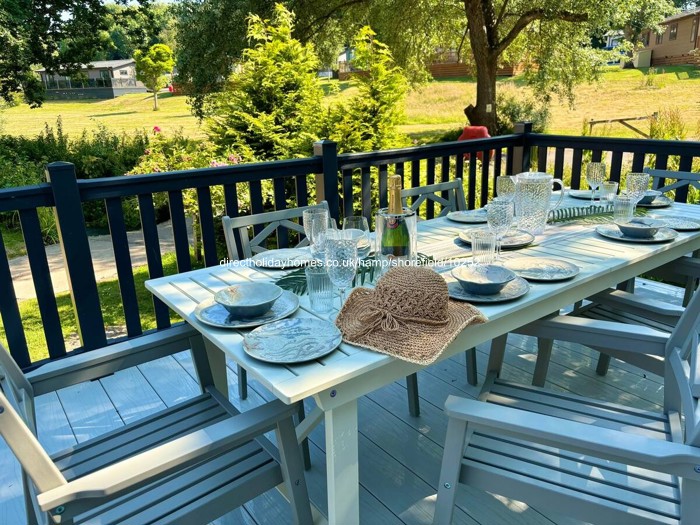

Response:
(595, 224), (678, 243)
(503, 257), (580, 282)
(458, 228), (535, 249)
(244, 318), (342, 364)
(652, 216), (700, 232)
(446, 209), (488, 224)
(569, 189), (599, 200)
(249, 248), (314, 269)
(194, 290), (299, 329)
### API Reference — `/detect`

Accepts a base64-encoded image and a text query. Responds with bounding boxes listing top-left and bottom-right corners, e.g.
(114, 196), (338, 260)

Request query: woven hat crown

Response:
(372, 266), (449, 323)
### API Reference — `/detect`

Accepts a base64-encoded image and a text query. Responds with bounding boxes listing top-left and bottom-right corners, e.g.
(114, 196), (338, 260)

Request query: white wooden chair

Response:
(222, 201), (329, 414)
(504, 257), (700, 386)
(0, 334), (313, 525)
(401, 178), (467, 219)
(434, 275), (700, 524)
(401, 179), (477, 417)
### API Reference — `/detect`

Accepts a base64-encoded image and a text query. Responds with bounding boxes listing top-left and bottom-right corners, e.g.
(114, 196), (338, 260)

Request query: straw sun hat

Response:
(335, 266), (487, 365)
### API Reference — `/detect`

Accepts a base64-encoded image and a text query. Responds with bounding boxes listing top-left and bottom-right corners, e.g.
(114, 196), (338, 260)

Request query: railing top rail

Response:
(337, 134), (522, 170)
(0, 183), (54, 213)
(528, 133), (700, 156)
(76, 156), (323, 202)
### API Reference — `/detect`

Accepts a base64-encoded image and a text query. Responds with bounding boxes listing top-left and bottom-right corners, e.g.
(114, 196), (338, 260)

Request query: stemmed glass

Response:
(586, 162), (607, 205)
(495, 176), (516, 202)
(487, 198), (514, 261)
(342, 216), (371, 259)
(626, 172), (651, 213)
(325, 238), (358, 306)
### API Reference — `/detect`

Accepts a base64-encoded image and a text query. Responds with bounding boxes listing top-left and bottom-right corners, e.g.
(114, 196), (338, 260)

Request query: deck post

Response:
(46, 162), (107, 350)
(314, 140), (340, 221)
(512, 121), (533, 173)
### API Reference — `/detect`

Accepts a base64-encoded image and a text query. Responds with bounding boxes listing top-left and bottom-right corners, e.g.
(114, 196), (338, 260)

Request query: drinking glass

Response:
(586, 162), (607, 205)
(486, 198), (514, 260)
(308, 215), (336, 260)
(342, 216), (371, 259)
(626, 172), (651, 212)
(305, 264), (334, 313)
(601, 181), (619, 202)
(495, 176), (516, 202)
(613, 194), (635, 223)
(303, 208), (329, 258)
(325, 238), (358, 306)
(471, 230), (496, 266)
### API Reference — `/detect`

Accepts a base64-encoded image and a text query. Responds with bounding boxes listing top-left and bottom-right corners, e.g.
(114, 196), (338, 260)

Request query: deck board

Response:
(0, 278), (677, 524)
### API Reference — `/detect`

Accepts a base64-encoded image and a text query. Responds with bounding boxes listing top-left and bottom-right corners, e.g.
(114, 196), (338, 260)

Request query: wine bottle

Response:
(380, 175), (410, 258)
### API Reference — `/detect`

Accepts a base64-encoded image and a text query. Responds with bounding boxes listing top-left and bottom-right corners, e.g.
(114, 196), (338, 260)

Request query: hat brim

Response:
(335, 287), (488, 366)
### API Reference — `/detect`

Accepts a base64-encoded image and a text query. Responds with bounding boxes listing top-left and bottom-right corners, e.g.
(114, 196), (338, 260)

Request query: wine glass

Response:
(325, 238), (358, 306)
(495, 176), (516, 202)
(342, 216), (371, 259)
(586, 162), (607, 205)
(487, 198), (514, 261)
(626, 172), (651, 212)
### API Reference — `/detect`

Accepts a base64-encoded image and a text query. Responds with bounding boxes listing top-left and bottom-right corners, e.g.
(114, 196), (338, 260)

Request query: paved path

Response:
(10, 220), (194, 301)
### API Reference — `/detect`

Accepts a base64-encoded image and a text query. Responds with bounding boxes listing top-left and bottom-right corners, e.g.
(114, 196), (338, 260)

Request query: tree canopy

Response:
(135, 44), (175, 111)
(0, 0), (160, 107)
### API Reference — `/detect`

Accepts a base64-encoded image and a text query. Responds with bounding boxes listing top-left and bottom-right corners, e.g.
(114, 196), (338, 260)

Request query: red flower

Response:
(153, 126), (162, 134)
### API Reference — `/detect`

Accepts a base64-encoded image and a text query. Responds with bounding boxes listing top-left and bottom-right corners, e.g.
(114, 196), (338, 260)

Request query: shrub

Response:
(649, 108), (686, 141)
(495, 88), (550, 135)
(203, 4), (324, 161)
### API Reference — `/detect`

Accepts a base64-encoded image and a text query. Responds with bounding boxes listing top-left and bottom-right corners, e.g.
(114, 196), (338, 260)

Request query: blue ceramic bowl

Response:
(214, 283), (283, 318)
(452, 264), (516, 295)
(638, 190), (661, 205)
(615, 218), (664, 239)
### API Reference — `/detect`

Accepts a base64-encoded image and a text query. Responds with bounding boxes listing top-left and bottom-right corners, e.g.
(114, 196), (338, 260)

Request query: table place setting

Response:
(446, 264), (530, 303)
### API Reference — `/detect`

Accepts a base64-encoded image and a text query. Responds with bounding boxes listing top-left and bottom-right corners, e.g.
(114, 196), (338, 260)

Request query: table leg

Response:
(189, 337), (227, 395)
(325, 399), (359, 525)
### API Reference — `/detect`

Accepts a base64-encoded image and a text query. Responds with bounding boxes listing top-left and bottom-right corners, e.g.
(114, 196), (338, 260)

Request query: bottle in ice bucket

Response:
(376, 174), (417, 272)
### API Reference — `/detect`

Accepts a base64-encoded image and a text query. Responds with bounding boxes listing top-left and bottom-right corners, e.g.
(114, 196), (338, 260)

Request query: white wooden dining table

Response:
(146, 198), (700, 525)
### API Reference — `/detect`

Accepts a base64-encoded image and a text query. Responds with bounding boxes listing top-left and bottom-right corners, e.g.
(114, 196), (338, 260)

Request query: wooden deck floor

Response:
(0, 278), (683, 525)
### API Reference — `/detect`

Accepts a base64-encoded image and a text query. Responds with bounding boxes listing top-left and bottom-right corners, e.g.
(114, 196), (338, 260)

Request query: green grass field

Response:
(3, 66), (699, 141)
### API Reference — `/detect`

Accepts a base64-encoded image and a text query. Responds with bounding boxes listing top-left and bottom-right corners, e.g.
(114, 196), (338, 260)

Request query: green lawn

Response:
(3, 65), (699, 141)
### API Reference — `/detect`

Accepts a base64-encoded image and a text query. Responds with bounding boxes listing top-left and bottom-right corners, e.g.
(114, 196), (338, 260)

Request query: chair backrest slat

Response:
(401, 179), (466, 218)
(223, 201), (329, 261)
(643, 167), (700, 203)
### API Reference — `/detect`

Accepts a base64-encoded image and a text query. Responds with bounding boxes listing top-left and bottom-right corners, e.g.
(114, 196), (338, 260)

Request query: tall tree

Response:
(134, 44), (175, 110)
(0, 0), (152, 106)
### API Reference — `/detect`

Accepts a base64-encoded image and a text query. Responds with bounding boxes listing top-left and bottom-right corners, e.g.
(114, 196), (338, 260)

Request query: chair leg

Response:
(296, 403), (311, 470)
(465, 348), (478, 386)
(433, 417), (468, 525)
(406, 373), (420, 417)
(596, 353), (611, 376)
(532, 338), (553, 387)
(275, 414), (313, 525)
(237, 364), (248, 400)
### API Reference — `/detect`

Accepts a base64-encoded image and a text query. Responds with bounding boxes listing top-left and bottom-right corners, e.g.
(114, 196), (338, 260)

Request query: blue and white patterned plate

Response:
(503, 257), (580, 282)
(446, 276), (530, 303)
(243, 318), (342, 363)
(194, 290), (299, 329)
(652, 216), (700, 231)
(458, 228), (535, 249)
(595, 224), (678, 243)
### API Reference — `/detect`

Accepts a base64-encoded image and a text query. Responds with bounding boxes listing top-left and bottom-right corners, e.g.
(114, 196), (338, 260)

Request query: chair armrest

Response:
(585, 289), (684, 319)
(27, 324), (198, 395)
(514, 315), (668, 355)
(37, 398), (299, 515)
(444, 396), (700, 479)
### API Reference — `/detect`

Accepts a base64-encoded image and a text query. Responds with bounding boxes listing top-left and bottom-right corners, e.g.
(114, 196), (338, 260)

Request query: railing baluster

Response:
(554, 148), (565, 179)
(411, 159), (421, 190)
(196, 186), (218, 266)
(166, 191), (192, 273)
(426, 157), (436, 219)
(467, 156), (477, 209)
(0, 230), (30, 368)
(105, 198), (142, 337)
(378, 165), (388, 210)
(222, 183), (243, 260)
(610, 151), (624, 182)
(505, 146), (514, 175)
(342, 169), (354, 218)
(493, 149), (502, 179)
(361, 167), (371, 219)
(591, 150), (603, 163)
(537, 147), (547, 172)
(137, 194), (170, 329)
(295, 176), (308, 208)
(249, 181), (264, 237)
(676, 156), (694, 202)
(19, 209), (66, 360)
(480, 156), (490, 205)
(631, 151), (645, 172)
(571, 149), (583, 189)
(272, 178), (289, 248)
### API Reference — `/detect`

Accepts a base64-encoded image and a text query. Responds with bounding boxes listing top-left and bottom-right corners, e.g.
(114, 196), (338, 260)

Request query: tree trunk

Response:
(153, 91), (159, 111)
(463, 0), (498, 134)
